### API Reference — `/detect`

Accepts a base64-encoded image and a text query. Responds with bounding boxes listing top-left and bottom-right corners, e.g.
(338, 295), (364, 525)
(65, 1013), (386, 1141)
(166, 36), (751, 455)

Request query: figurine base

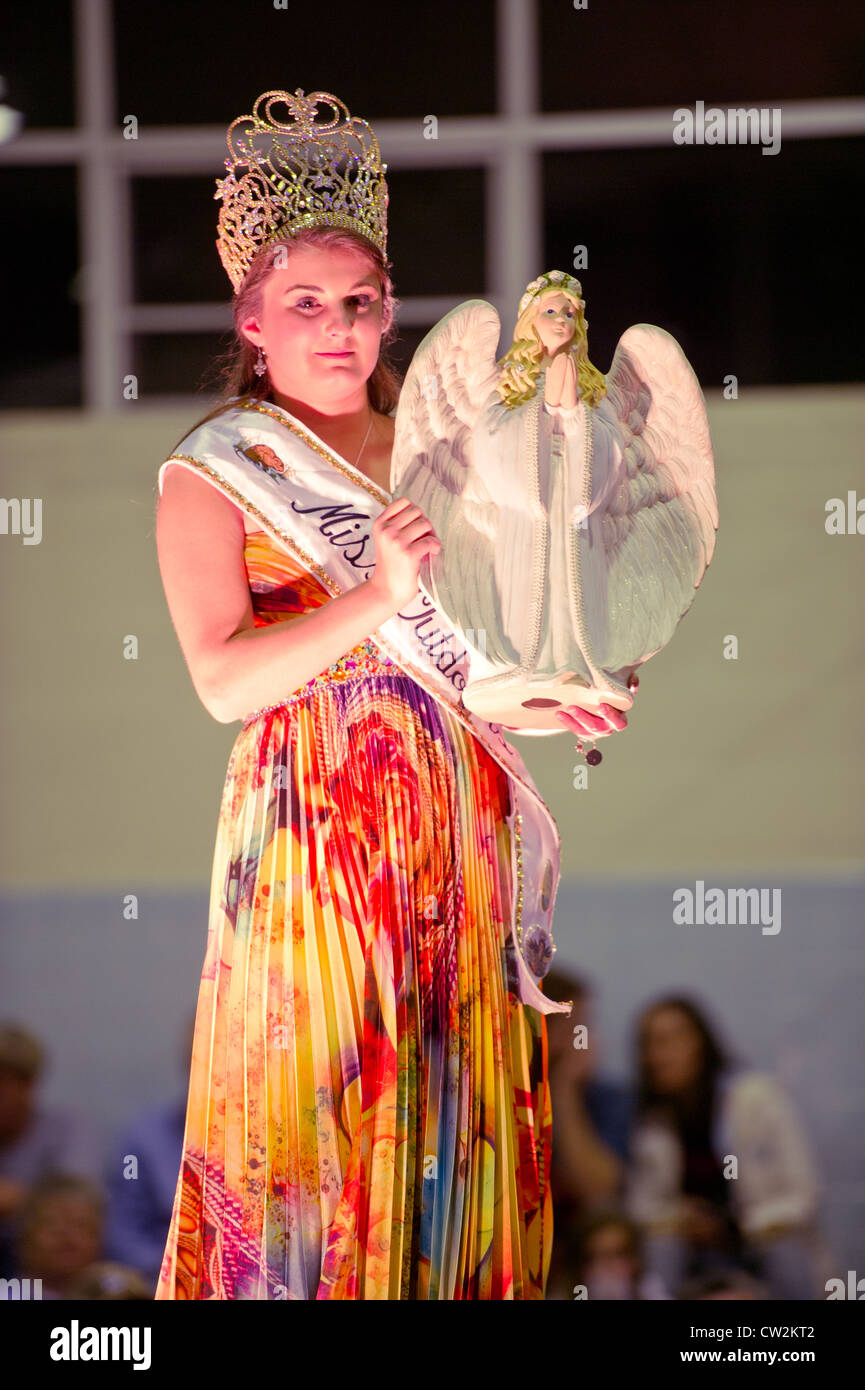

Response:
(463, 671), (633, 732)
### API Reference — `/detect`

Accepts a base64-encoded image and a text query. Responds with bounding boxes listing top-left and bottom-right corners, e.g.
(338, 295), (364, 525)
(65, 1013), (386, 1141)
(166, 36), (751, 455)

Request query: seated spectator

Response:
(677, 1268), (769, 1300)
(0, 1023), (102, 1278)
(572, 1209), (671, 1300)
(13, 1173), (105, 1298)
(625, 994), (831, 1299)
(65, 1260), (153, 1300)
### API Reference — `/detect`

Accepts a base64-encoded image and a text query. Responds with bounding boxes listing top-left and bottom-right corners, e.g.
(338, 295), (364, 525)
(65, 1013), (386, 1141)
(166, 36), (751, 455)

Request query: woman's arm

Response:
(156, 464), (400, 724)
(727, 1073), (821, 1238)
(548, 1080), (625, 1204)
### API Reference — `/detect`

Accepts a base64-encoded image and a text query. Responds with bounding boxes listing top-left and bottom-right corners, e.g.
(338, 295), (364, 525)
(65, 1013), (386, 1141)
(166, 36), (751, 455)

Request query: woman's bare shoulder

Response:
(158, 462), (252, 535)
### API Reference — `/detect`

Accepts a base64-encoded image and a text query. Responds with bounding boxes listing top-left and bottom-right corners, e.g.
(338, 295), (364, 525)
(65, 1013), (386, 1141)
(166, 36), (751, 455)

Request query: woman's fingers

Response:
(377, 500), (440, 546)
(555, 702), (628, 736)
(377, 497), (418, 529)
(599, 703), (628, 732)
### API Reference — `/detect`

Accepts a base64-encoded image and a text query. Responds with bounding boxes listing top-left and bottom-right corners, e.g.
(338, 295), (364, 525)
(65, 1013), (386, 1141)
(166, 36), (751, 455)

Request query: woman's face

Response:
(533, 290), (577, 357)
(21, 1193), (102, 1280)
(641, 1006), (704, 1093)
(583, 1222), (640, 1287)
(241, 243), (384, 410)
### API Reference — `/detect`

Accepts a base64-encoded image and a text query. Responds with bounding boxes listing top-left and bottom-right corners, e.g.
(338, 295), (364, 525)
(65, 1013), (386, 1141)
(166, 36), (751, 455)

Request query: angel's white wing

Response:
(391, 298), (502, 502)
(391, 300), (515, 662)
(595, 323), (718, 670)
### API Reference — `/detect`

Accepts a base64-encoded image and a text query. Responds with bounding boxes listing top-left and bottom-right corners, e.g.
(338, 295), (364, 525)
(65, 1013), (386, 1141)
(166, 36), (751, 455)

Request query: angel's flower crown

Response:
(518, 269), (586, 318)
(214, 88), (389, 294)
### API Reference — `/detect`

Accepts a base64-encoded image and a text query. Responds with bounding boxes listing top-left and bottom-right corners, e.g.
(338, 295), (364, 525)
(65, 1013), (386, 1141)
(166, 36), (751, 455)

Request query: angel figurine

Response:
(390, 270), (719, 733)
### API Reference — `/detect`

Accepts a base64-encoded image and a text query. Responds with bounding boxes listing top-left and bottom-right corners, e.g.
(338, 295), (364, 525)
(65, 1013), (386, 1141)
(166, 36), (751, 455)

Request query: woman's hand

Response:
(554, 701), (628, 739)
(368, 497), (441, 611)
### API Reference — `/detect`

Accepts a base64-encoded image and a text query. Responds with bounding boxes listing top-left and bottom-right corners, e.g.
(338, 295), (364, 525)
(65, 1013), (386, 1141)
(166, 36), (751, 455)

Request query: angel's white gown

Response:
(487, 373), (621, 687)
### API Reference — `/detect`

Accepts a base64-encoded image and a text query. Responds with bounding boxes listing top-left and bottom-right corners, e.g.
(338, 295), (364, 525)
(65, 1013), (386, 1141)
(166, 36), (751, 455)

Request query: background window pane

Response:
(0, 167), (80, 408)
(540, 0), (865, 111)
(133, 177), (228, 303)
(386, 169), (486, 298)
(2, 0), (75, 127)
(542, 138), (864, 386)
(133, 332), (233, 400)
(113, 0), (497, 126)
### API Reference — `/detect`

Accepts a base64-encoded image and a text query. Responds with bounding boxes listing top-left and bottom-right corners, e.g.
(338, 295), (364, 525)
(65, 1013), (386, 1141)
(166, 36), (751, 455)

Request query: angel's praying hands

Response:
(544, 351), (579, 409)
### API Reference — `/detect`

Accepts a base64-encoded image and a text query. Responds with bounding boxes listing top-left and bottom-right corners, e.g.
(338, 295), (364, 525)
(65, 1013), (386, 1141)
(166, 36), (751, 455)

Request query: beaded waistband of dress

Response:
(241, 638), (397, 727)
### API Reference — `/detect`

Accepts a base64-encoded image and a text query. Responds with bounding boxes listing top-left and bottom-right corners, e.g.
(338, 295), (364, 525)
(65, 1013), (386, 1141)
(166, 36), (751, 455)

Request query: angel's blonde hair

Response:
(496, 282), (607, 410)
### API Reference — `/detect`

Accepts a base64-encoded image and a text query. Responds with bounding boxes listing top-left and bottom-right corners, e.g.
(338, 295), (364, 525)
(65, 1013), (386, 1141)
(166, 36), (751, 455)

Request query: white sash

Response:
(159, 396), (571, 1017)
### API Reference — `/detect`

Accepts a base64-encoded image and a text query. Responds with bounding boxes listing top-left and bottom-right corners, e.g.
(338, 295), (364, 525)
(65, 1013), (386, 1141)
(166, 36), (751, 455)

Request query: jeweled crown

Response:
(214, 88), (389, 294)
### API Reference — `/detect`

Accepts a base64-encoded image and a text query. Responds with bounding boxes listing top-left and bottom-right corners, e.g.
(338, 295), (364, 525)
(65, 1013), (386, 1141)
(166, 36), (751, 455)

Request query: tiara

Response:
(518, 270), (585, 317)
(214, 88), (389, 294)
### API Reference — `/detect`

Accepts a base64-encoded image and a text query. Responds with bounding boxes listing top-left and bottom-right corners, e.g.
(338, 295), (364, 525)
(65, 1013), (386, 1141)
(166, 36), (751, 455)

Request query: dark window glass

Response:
(388, 325), (431, 381)
(386, 170), (486, 298)
(0, 167), (80, 407)
(540, 0), (865, 111)
(542, 138), (864, 386)
(1, 1), (75, 127)
(113, 0), (497, 126)
(133, 332), (233, 400)
(133, 177), (229, 303)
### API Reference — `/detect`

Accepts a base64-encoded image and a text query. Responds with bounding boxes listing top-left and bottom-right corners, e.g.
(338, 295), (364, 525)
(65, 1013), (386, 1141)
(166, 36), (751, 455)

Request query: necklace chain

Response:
(354, 409), (375, 468)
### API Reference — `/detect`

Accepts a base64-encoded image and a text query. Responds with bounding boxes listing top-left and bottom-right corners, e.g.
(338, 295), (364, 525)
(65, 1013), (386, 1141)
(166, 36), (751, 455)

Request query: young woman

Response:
(626, 996), (829, 1299)
(153, 90), (628, 1301)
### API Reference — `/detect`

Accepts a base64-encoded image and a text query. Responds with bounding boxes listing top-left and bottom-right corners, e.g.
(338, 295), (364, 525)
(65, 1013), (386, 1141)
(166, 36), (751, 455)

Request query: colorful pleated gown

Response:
(155, 529), (552, 1300)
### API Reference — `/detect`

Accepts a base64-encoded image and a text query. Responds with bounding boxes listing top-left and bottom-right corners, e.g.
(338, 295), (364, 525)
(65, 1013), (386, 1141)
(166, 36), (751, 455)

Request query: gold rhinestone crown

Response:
(214, 88), (389, 294)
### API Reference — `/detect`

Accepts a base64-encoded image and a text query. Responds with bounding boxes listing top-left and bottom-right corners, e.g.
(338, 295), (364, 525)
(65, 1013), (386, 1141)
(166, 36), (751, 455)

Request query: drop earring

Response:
(254, 346), (267, 377)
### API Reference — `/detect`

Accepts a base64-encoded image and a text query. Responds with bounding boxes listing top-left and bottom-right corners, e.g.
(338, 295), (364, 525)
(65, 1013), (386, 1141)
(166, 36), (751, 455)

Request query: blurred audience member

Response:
(103, 1013), (192, 1289)
(13, 1173), (104, 1298)
(572, 1210), (671, 1300)
(65, 1260), (153, 1300)
(677, 1268), (769, 1300)
(0, 1023), (102, 1278)
(543, 967), (632, 1299)
(626, 995), (830, 1299)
